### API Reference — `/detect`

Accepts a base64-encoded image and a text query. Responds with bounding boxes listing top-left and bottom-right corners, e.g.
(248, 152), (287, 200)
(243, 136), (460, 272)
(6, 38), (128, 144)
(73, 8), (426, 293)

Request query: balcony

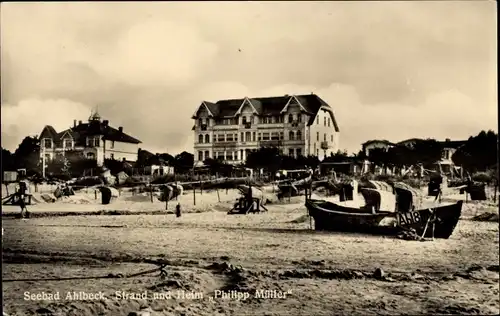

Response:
(243, 122), (252, 129)
(258, 140), (283, 147)
(213, 141), (238, 148)
(321, 141), (329, 150)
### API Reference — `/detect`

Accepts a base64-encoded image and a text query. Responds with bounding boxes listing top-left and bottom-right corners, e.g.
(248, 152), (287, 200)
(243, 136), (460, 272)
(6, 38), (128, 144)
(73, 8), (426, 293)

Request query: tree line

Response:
(1, 130), (497, 181)
(359, 131), (497, 172)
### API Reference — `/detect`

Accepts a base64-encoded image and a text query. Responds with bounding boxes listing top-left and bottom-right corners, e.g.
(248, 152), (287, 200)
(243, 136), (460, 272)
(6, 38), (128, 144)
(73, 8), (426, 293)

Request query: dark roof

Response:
(397, 138), (422, 145)
(193, 94), (339, 130)
(39, 120), (141, 145)
(102, 126), (141, 144)
(362, 140), (395, 146)
(439, 140), (467, 148)
(39, 126), (58, 140)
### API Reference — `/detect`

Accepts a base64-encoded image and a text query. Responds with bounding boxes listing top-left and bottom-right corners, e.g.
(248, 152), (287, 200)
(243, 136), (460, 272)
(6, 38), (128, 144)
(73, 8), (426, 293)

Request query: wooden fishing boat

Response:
(305, 183), (463, 239)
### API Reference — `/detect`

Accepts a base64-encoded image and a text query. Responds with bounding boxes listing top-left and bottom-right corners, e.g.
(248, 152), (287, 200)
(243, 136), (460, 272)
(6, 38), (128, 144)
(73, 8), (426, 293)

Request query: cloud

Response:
(1, 2), (496, 156)
(1, 99), (91, 151)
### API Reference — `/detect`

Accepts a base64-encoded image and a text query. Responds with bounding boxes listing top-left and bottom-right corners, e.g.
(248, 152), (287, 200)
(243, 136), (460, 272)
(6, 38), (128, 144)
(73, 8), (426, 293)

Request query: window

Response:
(331, 135), (333, 142)
(217, 152), (224, 160)
(289, 131), (294, 141)
(328, 118), (330, 127)
(316, 149), (319, 156)
(296, 131), (302, 140)
(87, 152), (95, 159)
(111, 141), (115, 149)
(63, 139), (72, 149)
(316, 116), (319, 124)
(242, 116), (247, 124)
(110, 153), (115, 160)
(257, 133), (261, 141)
(94, 138), (100, 147)
(288, 114), (294, 123)
(271, 132), (279, 141)
(198, 151), (203, 161)
(262, 132), (270, 141)
(245, 132), (251, 142)
(234, 133), (238, 142)
(199, 134), (204, 143)
(314, 143), (316, 153)
(324, 134), (327, 141)
(297, 115), (302, 123)
(205, 151), (210, 159)
(43, 138), (52, 149)
(296, 148), (302, 157)
(252, 132), (256, 142)
(44, 154), (51, 162)
(316, 132), (319, 141)
(198, 118), (203, 126)
(324, 117), (326, 126)
(226, 134), (234, 142)
(205, 134), (210, 143)
(289, 149), (294, 156)
(279, 132), (284, 140)
(217, 134), (225, 142)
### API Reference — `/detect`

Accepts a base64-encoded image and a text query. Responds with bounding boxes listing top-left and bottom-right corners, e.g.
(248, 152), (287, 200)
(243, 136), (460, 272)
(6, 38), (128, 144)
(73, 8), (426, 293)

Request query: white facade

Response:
(104, 140), (139, 162)
(193, 96), (340, 165)
(308, 107), (341, 161)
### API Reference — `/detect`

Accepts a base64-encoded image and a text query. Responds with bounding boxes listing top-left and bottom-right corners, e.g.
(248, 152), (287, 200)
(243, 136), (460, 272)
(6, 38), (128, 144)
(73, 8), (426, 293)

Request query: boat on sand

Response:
(305, 182), (462, 239)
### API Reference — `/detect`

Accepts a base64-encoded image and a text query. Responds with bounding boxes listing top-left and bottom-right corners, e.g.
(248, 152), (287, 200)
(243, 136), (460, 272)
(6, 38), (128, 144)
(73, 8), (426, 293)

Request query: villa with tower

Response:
(38, 109), (142, 167)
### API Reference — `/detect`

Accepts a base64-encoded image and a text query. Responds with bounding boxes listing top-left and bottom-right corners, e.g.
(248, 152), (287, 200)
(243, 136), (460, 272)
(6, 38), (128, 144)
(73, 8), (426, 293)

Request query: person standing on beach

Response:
(17, 178), (30, 219)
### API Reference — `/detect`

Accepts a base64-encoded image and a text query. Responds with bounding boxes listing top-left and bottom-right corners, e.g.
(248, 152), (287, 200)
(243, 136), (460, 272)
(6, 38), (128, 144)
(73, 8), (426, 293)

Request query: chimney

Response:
(118, 126), (123, 133)
(445, 138), (451, 142)
(73, 120), (77, 128)
(78, 120), (82, 125)
(103, 120), (109, 126)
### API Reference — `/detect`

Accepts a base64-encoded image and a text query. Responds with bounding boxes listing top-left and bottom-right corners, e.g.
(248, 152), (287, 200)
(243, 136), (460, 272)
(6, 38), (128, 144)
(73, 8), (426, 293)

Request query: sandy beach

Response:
(2, 188), (499, 316)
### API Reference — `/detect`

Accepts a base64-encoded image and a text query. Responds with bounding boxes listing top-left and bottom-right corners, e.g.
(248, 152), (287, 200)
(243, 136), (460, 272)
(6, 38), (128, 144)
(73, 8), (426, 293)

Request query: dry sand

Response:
(2, 189), (499, 316)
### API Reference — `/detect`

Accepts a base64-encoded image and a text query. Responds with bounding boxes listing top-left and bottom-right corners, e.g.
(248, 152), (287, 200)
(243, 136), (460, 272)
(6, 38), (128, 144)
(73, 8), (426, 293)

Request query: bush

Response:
(472, 171), (494, 184)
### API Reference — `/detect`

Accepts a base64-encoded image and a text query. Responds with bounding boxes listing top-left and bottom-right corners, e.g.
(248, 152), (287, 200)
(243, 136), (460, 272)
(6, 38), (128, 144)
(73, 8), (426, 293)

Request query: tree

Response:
(174, 151), (194, 173)
(246, 147), (282, 172)
(46, 155), (71, 180)
(411, 139), (443, 168)
(366, 148), (389, 168)
(104, 158), (126, 175)
(203, 157), (233, 176)
(1, 148), (16, 172)
(323, 150), (350, 163)
(14, 136), (40, 173)
(65, 150), (97, 178)
(452, 130), (498, 172)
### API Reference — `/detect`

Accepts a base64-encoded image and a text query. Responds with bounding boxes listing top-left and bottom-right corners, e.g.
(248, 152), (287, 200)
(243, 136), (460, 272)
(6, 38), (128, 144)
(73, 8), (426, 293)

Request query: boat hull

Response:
(396, 200), (463, 239)
(305, 199), (397, 234)
(305, 199), (462, 239)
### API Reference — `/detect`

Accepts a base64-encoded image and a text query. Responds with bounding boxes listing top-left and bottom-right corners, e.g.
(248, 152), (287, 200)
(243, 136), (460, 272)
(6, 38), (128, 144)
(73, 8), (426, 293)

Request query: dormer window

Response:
(43, 139), (52, 149)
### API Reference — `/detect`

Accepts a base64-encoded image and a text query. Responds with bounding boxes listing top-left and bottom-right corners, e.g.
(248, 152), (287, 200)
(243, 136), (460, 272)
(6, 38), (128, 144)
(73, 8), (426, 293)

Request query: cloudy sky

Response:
(1, 1), (497, 155)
